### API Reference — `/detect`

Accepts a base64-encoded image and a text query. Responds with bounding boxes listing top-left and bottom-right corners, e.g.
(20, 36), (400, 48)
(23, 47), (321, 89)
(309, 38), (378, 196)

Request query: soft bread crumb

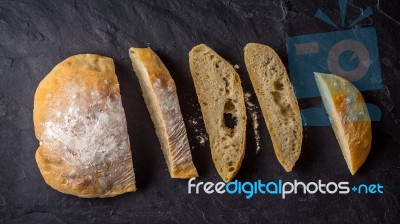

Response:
(244, 43), (303, 172)
(189, 44), (247, 182)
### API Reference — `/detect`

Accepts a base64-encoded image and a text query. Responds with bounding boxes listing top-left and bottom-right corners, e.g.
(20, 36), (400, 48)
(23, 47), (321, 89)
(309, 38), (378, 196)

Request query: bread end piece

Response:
(244, 43), (302, 172)
(34, 54), (136, 197)
(314, 72), (372, 175)
(189, 44), (246, 182)
(129, 47), (198, 179)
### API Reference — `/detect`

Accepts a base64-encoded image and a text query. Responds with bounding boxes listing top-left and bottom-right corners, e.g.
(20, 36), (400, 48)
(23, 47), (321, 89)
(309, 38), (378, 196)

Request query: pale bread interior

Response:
(189, 44), (246, 182)
(129, 48), (198, 179)
(244, 43), (302, 172)
(315, 73), (352, 171)
(130, 50), (175, 170)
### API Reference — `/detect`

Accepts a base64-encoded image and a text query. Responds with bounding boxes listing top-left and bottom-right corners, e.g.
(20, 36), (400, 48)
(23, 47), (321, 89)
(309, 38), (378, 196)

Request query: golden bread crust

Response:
(34, 54), (136, 197)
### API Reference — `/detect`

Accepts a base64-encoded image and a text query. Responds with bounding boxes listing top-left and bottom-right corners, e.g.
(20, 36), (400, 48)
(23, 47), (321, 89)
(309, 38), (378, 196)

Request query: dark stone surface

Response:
(0, 0), (399, 223)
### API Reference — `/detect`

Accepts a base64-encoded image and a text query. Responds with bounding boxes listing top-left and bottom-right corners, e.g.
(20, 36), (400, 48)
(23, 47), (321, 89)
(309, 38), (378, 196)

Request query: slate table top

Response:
(0, 0), (399, 223)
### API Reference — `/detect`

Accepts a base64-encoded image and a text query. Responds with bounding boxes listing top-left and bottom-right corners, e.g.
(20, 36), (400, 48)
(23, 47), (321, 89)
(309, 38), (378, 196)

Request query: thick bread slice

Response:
(244, 43), (302, 172)
(129, 48), (198, 179)
(34, 54), (136, 198)
(189, 44), (246, 182)
(314, 72), (372, 175)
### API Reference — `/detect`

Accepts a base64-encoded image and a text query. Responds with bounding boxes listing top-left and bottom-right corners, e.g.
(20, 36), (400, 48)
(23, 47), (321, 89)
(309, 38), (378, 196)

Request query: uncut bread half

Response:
(129, 47), (198, 179)
(189, 44), (246, 182)
(34, 54), (136, 198)
(314, 72), (372, 175)
(244, 43), (302, 172)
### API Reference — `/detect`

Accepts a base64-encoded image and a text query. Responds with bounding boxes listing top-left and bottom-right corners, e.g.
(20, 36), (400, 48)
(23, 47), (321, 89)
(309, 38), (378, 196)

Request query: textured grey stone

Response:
(0, 0), (399, 223)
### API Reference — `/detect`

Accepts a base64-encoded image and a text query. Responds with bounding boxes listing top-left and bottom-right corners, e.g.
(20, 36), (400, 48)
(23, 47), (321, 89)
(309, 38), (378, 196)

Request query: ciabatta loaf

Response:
(189, 44), (246, 182)
(34, 54), (136, 198)
(244, 43), (302, 172)
(314, 72), (372, 175)
(129, 48), (198, 179)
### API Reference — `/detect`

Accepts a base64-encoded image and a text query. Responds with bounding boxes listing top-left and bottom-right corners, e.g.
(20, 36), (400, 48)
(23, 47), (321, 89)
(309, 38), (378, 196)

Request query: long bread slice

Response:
(244, 43), (302, 172)
(314, 72), (372, 175)
(129, 47), (198, 179)
(189, 44), (246, 182)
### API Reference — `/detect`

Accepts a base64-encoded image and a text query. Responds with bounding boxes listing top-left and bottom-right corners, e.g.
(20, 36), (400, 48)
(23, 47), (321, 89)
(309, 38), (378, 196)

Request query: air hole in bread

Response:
(274, 80), (284, 91)
(215, 63), (219, 69)
(227, 161), (233, 166)
(271, 91), (294, 118)
(224, 112), (237, 130)
(194, 48), (203, 53)
(224, 99), (235, 113)
(228, 167), (234, 172)
(271, 91), (281, 103)
(223, 77), (229, 87)
(222, 77), (231, 94)
(223, 99), (238, 132)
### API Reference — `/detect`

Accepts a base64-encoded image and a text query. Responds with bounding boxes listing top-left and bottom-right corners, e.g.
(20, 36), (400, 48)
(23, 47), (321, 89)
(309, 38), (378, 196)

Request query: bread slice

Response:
(129, 47), (198, 179)
(34, 54), (136, 198)
(189, 44), (246, 182)
(314, 72), (372, 175)
(244, 43), (302, 172)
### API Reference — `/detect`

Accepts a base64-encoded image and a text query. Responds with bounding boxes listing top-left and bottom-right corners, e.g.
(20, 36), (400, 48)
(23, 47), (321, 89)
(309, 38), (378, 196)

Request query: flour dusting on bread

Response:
(34, 54), (136, 198)
(42, 89), (129, 168)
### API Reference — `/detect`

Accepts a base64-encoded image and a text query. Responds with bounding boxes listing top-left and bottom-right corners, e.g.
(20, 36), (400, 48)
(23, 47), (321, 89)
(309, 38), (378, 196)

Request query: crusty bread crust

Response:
(189, 44), (246, 182)
(129, 48), (198, 179)
(244, 43), (302, 172)
(315, 73), (372, 175)
(34, 54), (136, 198)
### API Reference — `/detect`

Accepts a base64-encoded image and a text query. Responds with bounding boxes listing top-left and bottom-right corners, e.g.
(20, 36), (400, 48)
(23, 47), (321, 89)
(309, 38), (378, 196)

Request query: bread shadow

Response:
(290, 125), (318, 174)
